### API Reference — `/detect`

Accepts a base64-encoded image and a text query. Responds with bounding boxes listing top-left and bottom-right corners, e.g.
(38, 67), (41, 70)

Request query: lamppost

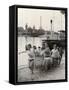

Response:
(33, 25), (35, 46)
(25, 24), (28, 46)
(50, 19), (53, 39)
(40, 16), (42, 29)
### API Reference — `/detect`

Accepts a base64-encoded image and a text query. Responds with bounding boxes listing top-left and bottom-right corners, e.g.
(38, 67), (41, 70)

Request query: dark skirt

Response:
(29, 59), (34, 71)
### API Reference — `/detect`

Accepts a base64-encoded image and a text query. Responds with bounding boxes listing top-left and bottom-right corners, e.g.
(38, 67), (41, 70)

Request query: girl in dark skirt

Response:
(28, 45), (36, 74)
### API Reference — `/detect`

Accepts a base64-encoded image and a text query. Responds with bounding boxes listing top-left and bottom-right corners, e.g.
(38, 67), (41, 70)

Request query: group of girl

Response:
(27, 43), (63, 74)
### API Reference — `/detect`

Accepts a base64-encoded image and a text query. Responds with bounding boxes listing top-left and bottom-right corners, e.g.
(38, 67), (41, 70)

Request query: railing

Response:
(18, 51), (29, 70)
(18, 51), (26, 55)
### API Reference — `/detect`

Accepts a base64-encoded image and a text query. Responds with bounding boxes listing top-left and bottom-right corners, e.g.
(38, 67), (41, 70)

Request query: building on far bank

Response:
(58, 30), (65, 40)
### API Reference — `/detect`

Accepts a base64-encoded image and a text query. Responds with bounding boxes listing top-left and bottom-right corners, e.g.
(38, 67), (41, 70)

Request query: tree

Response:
(60, 10), (65, 15)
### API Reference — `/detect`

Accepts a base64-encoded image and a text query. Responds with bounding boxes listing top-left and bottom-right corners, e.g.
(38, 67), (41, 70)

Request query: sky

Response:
(18, 8), (65, 32)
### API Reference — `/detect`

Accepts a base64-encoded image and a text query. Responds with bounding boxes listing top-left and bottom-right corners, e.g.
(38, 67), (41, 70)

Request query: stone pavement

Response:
(18, 52), (65, 82)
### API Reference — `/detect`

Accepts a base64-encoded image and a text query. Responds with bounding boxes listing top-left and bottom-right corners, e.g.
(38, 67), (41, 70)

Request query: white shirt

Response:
(27, 48), (35, 60)
(51, 49), (60, 58)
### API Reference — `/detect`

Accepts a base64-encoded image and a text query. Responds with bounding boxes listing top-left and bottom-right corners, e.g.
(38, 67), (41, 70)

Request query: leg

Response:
(29, 60), (34, 74)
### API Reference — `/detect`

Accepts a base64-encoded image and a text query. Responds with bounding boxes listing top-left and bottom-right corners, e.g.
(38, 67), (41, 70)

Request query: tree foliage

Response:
(18, 27), (45, 37)
(60, 10), (65, 15)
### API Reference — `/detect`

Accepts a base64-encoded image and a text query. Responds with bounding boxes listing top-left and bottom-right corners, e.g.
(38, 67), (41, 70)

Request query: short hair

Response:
(33, 46), (36, 49)
(28, 44), (32, 48)
(38, 46), (40, 48)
